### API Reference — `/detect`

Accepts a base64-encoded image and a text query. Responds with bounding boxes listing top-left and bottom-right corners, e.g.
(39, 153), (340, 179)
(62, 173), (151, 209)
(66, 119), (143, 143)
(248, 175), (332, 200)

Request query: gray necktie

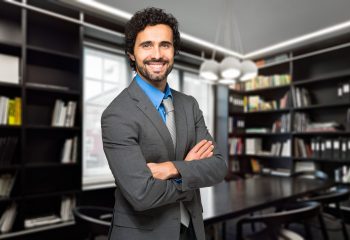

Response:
(162, 98), (190, 227)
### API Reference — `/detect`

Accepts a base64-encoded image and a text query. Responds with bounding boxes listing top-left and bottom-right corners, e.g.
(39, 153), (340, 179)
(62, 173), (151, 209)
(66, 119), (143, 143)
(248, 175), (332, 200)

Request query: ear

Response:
(127, 52), (135, 61)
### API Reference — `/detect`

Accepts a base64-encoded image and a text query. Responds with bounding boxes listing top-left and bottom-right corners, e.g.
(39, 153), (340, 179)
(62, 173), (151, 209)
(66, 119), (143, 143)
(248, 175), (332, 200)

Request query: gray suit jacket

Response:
(101, 80), (227, 240)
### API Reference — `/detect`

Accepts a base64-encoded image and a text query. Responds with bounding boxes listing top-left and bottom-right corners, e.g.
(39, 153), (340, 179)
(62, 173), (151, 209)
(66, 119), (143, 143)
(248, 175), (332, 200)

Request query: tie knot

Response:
(162, 98), (174, 113)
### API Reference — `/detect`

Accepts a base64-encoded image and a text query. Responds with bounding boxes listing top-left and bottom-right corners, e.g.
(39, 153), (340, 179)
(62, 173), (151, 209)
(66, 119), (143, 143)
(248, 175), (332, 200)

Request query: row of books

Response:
(0, 174), (16, 197)
(0, 137), (18, 166)
(0, 53), (20, 85)
(291, 87), (311, 108)
(244, 74), (291, 91)
(272, 113), (291, 133)
(337, 82), (350, 99)
(245, 138), (291, 157)
(310, 137), (350, 160)
(335, 166), (350, 183)
(229, 95), (244, 112)
(243, 94), (290, 112)
(0, 96), (21, 125)
(255, 53), (289, 68)
(228, 116), (244, 134)
(230, 114), (291, 134)
(250, 159), (292, 177)
(51, 99), (77, 127)
(228, 137), (243, 155)
(293, 112), (341, 132)
(60, 137), (78, 164)
(24, 195), (76, 229)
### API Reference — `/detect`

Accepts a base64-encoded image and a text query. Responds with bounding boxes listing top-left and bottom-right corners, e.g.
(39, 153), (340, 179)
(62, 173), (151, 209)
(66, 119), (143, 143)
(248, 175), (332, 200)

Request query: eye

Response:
(161, 42), (171, 48)
(141, 42), (152, 48)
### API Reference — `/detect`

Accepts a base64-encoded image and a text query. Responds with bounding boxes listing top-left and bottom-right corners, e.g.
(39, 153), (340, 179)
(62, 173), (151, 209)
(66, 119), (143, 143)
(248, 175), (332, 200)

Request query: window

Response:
(167, 69), (180, 91)
(83, 47), (129, 189)
(182, 72), (215, 136)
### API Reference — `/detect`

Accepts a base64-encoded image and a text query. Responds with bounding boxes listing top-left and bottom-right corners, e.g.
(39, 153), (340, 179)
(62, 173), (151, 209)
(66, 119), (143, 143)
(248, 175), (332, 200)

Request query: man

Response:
(101, 7), (227, 240)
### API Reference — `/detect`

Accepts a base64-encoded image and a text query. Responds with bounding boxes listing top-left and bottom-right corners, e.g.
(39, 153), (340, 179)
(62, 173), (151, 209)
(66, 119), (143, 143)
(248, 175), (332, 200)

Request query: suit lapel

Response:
(172, 91), (188, 161)
(127, 80), (175, 161)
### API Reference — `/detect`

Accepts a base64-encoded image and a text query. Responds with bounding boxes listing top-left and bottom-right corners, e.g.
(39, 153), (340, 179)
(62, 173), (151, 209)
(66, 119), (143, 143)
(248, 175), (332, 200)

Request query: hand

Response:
(147, 162), (179, 180)
(185, 139), (214, 161)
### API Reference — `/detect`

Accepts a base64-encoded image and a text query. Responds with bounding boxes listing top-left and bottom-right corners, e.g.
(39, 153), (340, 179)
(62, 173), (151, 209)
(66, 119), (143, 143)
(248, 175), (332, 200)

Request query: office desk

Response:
(201, 175), (332, 225)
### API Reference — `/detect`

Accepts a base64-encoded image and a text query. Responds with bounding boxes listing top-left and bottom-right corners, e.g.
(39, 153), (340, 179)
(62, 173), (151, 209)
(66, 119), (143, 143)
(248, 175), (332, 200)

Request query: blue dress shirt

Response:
(135, 74), (182, 184)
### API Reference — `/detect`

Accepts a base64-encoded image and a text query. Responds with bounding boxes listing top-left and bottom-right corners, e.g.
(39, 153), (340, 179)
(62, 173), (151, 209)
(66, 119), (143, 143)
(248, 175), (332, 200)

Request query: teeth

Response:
(148, 63), (164, 72)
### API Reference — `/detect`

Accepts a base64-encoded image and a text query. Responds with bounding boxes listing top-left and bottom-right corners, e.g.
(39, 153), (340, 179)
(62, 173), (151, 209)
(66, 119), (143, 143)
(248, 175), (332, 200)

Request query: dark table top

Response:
(202, 175), (332, 224)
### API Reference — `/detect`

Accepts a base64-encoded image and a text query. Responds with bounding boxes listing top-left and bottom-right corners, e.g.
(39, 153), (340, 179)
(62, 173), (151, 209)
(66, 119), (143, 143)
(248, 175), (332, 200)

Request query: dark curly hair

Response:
(124, 7), (181, 70)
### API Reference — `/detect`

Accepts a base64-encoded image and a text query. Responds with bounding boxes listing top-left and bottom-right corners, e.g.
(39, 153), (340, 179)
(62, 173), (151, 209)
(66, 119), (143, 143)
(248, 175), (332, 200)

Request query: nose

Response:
(151, 46), (161, 59)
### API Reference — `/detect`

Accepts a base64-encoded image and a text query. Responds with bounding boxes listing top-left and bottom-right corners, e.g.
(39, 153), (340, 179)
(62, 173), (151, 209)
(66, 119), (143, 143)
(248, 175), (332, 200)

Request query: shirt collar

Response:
(135, 74), (172, 109)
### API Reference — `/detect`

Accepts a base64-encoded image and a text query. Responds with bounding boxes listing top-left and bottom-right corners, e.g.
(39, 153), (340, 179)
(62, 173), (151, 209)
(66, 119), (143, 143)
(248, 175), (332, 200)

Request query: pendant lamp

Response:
(199, 59), (220, 81)
(240, 60), (258, 81)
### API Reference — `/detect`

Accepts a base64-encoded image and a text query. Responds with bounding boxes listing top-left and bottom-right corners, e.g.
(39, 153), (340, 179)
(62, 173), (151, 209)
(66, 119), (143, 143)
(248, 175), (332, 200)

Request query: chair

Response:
(292, 170), (350, 240)
(73, 206), (113, 240)
(300, 188), (350, 240)
(236, 201), (323, 240)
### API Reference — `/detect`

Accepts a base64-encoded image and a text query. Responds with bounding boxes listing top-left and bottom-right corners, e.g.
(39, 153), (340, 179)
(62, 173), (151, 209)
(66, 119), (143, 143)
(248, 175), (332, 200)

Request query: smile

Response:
(146, 62), (167, 72)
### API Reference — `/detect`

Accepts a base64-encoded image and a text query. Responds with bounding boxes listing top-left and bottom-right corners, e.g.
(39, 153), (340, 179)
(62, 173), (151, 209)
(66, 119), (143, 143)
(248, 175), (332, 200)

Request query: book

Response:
(0, 53), (19, 84)
(24, 214), (62, 228)
(7, 99), (15, 125)
(61, 139), (73, 164)
(0, 203), (17, 233)
(14, 97), (21, 125)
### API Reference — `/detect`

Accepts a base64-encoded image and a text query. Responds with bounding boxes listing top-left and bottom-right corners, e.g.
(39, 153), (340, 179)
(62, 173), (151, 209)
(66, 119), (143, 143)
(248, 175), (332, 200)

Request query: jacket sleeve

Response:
(101, 110), (193, 212)
(172, 97), (228, 191)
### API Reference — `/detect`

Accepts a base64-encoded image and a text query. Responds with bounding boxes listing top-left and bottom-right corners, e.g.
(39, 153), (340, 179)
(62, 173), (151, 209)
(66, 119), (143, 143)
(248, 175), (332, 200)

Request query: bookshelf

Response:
(225, 36), (350, 184)
(0, 1), (81, 238)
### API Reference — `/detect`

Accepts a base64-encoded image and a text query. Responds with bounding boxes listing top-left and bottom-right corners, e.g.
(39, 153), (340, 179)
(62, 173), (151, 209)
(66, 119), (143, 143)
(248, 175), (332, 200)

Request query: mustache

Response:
(143, 58), (169, 64)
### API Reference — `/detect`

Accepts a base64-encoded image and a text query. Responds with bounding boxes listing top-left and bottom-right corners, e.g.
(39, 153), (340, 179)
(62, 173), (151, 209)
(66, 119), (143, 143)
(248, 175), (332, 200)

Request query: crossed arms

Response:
(101, 97), (227, 211)
(147, 139), (215, 180)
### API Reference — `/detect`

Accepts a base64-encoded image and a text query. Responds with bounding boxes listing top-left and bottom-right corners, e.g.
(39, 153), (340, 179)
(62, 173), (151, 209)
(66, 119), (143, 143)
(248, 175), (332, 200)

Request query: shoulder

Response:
(171, 88), (196, 105)
(101, 88), (134, 121)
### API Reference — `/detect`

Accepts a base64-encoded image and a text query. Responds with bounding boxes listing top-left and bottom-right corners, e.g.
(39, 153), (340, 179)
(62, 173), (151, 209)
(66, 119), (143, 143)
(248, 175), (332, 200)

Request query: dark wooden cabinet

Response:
(225, 37), (350, 185)
(0, 1), (82, 238)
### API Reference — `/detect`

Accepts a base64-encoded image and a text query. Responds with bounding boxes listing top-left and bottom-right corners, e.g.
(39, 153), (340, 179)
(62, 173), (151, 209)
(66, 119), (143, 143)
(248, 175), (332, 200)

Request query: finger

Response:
(191, 139), (208, 153)
(200, 145), (214, 158)
(147, 163), (156, 169)
(197, 141), (212, 156)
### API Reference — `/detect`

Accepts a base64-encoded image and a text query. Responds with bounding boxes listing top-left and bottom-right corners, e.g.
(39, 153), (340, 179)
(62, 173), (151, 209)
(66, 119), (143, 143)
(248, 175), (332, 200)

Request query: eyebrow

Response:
(138, 41), (173, 46)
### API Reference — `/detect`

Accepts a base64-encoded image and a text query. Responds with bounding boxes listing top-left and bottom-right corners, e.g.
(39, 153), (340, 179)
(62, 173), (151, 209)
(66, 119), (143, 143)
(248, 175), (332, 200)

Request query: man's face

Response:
(129, 24), (175, 84)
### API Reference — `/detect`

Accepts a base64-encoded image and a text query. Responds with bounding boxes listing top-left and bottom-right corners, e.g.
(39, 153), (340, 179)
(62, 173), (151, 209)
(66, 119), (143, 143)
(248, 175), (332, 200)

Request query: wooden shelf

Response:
(24, 162), (79, 168)
(0, 221), (75, 240)
(293, 69), (350, 86)
(25, 125), (80, 131)
(293, 157), (350, 163)
(25, 84), (80, 96)
(23, 189), (80, 200)
(0, 82), (21, 89)
(27, 45), (80, 60)
(293, 131), (350, 136)
(244, 84), (290, 95)
(294, 102), (350, 111)
(244, 108), (291, 115)
(257, 59), (290, 70)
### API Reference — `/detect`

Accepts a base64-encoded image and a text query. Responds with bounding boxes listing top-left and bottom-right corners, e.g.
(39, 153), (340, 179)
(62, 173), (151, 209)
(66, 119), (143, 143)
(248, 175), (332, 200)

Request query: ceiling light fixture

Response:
(199, 59), (220, 81)
(240, 60), (258, 81)
(220, 57), (241, 79)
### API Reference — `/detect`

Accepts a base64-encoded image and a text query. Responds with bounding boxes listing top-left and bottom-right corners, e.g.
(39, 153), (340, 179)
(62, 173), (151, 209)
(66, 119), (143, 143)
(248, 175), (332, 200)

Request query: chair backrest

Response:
(237, 201), (321, 240)
(307, 187), (350, 205)
(73, 206), (113, 238)
(247, 201), (321, 225)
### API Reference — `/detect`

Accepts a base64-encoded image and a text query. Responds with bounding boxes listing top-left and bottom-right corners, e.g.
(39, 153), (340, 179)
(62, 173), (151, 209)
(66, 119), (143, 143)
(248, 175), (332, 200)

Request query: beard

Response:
(135, 58), (173, 83)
